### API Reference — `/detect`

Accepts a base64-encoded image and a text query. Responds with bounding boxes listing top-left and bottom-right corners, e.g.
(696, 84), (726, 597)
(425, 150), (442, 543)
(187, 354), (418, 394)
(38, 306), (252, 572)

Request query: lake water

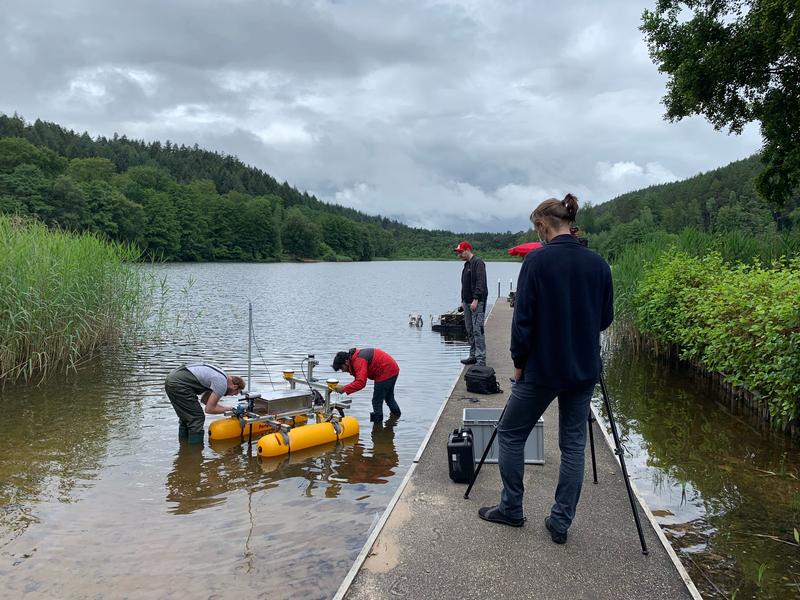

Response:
(0, 261), (797, 599)
(0, 260), (520, 599)
(598, 344), (800, 600)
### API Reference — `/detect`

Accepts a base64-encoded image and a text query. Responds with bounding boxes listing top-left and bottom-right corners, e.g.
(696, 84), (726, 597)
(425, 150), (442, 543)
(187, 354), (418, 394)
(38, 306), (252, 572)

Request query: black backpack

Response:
(464, 365), (503, 394)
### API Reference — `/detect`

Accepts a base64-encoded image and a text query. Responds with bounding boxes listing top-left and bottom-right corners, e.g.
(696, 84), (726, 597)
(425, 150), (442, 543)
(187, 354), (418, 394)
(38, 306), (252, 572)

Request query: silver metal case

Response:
(251, 389), (314, 416)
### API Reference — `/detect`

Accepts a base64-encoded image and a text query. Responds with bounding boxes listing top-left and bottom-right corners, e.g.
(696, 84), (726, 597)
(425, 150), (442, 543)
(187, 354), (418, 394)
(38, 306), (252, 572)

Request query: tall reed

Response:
(0, 215), (149, 382)
(611, 228), (800, 322)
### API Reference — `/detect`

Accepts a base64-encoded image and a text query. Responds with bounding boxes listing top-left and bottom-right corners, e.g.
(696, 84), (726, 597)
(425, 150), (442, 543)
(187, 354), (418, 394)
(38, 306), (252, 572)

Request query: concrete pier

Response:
(336, 300), (700, 600)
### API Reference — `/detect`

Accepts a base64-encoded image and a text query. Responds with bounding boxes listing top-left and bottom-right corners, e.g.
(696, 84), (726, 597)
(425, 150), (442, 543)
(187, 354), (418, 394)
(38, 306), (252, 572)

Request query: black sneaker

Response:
(461, 357), (477, 365)
(478, 505), (525, 528)
(544, 516), (567, 544)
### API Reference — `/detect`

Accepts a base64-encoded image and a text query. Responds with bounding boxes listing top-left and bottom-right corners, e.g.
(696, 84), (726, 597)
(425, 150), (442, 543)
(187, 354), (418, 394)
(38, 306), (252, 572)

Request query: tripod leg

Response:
(599, 373), (649, 555)
(588, 412), (598, 484)
(464, 404), (508, 500)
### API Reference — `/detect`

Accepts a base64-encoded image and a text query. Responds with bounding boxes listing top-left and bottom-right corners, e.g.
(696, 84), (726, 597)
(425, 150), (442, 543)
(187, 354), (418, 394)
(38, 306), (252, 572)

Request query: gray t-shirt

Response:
(186, 363), (228, 398)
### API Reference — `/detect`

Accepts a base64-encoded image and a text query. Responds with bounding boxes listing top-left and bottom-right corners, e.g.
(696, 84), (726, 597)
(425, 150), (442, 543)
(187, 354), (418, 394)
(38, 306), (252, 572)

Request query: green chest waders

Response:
(165, 367), (212, 443)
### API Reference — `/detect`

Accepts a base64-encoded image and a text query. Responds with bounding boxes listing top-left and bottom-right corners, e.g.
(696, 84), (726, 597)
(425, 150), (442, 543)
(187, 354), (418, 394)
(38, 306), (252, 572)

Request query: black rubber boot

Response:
(369, 412), (383, 423)
(178, 423), (189, 440)
(187, 430), (205, 444)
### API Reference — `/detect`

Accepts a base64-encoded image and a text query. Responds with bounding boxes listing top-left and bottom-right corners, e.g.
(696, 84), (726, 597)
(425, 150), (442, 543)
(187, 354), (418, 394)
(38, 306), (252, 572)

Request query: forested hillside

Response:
(581, 156), (800, 261)
(0, 114), (523, 261)
(2, 113), (798, 263)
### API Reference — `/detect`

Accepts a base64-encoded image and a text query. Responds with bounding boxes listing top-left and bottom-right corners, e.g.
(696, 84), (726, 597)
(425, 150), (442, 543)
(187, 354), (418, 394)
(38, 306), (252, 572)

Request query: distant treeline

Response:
(581, 155), (800, 261)
(2, 113), (798, 263)
(0, 114), (525, 261)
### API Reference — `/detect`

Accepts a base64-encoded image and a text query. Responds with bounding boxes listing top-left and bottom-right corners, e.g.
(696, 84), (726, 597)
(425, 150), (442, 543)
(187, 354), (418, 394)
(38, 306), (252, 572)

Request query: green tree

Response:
(0, 163), (50, 216)
(641, 1), (800, 207)
(320, 214), (361, 259)
(48, 176), (89, 230)
(67, 157), (116, 183)
(113, 196), (146, 245)
(282, 208), (322, 258)
(240, 196), (281, 260)
(140, 190), (180, 259)
(0, 137), (66, 177)
(171, 185), (212, 261)
(124, 164), (176, 193)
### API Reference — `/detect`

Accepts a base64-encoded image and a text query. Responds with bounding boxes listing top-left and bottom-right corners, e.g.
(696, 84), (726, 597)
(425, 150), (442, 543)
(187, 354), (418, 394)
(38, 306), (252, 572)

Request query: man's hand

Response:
(232, 404), (246, 417)
(204, 393), (227, 415)
(514, 367), (523, 382)
(335, 385), (345, 394)
(470, 299), (478, 312)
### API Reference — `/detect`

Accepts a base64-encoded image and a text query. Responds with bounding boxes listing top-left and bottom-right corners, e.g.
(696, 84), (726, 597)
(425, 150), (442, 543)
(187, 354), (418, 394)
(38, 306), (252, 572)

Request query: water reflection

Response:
(336, 416), (400, 485)
(167, 442), (273, 514)
(438, 331), (469, 344)
(166, 416), (402, 515)
(0, 261), (523, 599)
(597, 343), (800, 600)
(0, 360), (131, 547)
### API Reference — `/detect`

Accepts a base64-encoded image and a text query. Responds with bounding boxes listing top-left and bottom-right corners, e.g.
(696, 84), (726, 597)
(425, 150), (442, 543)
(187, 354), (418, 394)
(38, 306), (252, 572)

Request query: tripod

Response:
(463, 373), (649, 555)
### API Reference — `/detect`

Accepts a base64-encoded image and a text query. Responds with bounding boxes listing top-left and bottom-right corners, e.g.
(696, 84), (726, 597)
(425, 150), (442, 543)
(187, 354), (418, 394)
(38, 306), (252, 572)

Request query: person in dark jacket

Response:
(455, 241), (488, 366)
(478, 194), (613, 545)
(332, 347), (401, 423)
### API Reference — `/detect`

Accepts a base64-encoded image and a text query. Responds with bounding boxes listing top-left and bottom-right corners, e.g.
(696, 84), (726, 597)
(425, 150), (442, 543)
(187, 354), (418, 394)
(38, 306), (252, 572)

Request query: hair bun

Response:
(562, 193), (579, 221)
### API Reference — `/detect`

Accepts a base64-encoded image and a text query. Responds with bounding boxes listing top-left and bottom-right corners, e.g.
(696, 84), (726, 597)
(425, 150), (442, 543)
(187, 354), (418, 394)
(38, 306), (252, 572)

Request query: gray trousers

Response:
(497, 381), (594, 532)
(165, 367), (207, 435)
(462, 301), (486, 365)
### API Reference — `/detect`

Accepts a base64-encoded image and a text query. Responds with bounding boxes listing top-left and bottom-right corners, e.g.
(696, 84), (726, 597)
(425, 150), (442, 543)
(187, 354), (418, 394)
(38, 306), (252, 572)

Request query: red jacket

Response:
(342, 348), (400, 395)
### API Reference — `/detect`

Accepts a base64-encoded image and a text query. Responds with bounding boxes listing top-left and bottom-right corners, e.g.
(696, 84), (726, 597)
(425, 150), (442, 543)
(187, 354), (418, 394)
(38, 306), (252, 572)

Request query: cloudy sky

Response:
(1, 0), (761, 232)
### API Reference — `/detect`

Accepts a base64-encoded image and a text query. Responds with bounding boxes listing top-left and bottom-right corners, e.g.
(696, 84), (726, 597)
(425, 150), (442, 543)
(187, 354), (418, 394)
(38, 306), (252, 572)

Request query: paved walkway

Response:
(337, 299), (699, 600)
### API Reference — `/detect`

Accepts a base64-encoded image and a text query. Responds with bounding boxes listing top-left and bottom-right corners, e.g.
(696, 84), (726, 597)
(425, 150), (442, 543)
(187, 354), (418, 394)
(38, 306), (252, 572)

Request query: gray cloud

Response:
(0, 0), (761, 232)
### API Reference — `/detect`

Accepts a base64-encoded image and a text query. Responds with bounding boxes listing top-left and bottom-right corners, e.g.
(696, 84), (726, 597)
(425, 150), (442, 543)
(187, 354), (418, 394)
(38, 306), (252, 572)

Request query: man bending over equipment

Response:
(332, 348), (401, 423)
(165, 363), (245, 443)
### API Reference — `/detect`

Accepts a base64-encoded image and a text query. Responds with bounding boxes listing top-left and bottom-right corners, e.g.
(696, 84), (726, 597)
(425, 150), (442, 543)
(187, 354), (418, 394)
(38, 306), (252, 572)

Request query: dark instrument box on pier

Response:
(447, 428), (475, 483)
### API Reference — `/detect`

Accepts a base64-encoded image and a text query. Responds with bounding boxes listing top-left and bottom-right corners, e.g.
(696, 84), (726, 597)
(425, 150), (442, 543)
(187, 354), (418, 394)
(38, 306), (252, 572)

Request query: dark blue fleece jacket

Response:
(511, 234), (613, 389)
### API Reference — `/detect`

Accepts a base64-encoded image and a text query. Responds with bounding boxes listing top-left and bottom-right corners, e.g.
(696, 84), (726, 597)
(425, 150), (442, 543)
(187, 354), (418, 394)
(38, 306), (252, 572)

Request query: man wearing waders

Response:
(332, 348), (400, 424)
(164, 364), (245, 443)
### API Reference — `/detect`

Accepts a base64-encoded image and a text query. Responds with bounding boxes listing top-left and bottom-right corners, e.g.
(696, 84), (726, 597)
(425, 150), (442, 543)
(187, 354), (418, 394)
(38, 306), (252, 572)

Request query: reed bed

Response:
(633, 252), (800, 426)
(611, 228), (800, 321)
(0, 215), (148, 382)
(608, 227), (800, 429)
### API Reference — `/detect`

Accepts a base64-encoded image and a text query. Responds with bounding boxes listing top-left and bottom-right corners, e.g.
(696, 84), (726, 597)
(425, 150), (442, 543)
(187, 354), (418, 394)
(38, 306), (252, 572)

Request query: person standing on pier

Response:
(478, 194), (613, 545)
(332, 347), (401, 423)
(164, 364), (245, 444)
(455, 241), (488, 366)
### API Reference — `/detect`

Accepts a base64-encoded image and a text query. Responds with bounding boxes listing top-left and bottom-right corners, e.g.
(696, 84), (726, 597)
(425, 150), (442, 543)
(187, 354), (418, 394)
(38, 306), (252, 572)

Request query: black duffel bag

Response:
(464, 365), (503, 394)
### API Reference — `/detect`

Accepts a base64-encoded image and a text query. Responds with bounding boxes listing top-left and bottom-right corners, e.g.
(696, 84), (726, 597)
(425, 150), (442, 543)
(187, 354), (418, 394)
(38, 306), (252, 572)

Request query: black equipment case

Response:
(464, 365), (502, 394)
(447, 428), (475, 483)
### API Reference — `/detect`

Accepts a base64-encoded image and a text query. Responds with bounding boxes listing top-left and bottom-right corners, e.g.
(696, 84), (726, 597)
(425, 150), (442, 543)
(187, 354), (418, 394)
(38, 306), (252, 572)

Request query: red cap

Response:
(454, 241), (473, 253)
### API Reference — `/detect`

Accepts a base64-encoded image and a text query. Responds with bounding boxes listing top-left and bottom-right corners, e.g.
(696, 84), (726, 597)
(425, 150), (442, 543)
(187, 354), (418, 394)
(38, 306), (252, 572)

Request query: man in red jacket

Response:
(332, 347), (401, 423)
